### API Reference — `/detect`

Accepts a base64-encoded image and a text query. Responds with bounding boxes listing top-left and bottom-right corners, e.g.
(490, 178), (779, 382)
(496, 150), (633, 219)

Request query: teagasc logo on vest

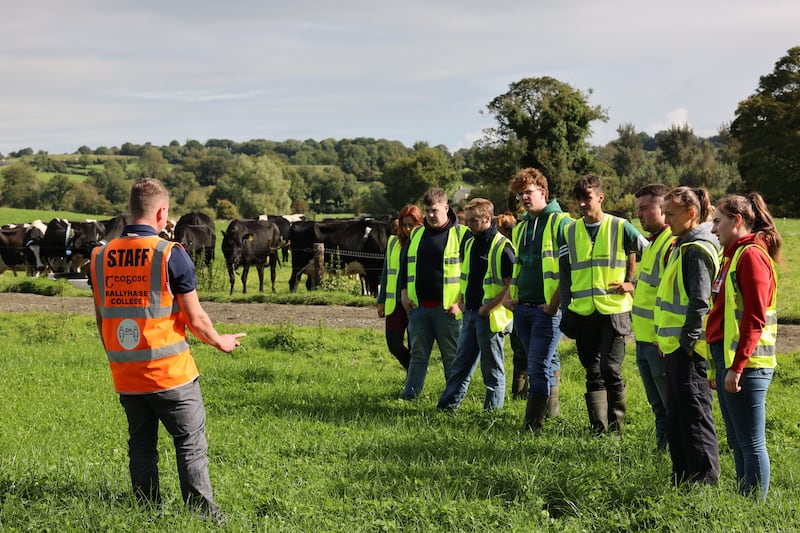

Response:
(117, 319), (141, 350)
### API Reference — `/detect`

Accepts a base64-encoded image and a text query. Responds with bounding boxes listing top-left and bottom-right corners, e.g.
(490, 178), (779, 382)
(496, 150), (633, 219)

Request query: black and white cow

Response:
(40, 218), (106, 274)
(174, 212), (216, 275)
(221, 219), (282, 294)
(0, 220), (48, 276)
(288, 218), (391, 295)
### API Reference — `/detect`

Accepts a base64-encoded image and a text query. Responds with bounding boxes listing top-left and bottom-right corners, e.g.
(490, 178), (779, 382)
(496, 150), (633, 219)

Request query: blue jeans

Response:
(118, 378), (219, 515)
(402, 306), (460, 399)
(513, 304), (561, 396)
(710, 343), (774, 501)
(636, 341), (669, 449)
(437, 310), (506, 410)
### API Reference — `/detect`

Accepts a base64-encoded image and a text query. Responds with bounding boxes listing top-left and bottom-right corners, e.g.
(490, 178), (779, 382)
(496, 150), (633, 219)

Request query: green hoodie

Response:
(515, 199), (569, 303)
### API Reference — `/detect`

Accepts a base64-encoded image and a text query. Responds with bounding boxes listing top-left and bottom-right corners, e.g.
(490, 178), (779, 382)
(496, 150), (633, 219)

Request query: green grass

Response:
(0, 207), (106, 225)
(0, 311), (798, 530)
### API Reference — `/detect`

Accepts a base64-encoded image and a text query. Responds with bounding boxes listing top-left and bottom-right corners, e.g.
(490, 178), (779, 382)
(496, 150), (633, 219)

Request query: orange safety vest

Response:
(91, 235), (197, 394)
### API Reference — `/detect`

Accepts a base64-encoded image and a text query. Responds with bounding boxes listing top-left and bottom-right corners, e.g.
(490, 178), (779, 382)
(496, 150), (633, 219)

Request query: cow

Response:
(259, 214), (305, 263)
(40, 218), (106, 275)
(159, 218), (177, 241)
(99, 214), (131, 242)
(288, 218), (391, 296)
(174, 212), (216, 276)
(0, 220), (48, 277)
(221, 219), (282, 294)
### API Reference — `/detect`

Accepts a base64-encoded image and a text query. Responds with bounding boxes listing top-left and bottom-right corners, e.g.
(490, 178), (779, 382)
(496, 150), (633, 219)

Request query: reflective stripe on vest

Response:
(720, 244), (777, 369)
(632, 227), (675, 342)
(91, 236), (197, 394)
(383, 235), (401, 316)
(406, 224), (462, 309)
(566, 215), (631, 316)
(654, 239), (719, 356)
(461, 232), (514, 332)
(510, 212), (570, 304)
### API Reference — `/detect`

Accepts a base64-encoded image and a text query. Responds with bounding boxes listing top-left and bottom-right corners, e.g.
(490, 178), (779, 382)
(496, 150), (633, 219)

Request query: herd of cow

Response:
(0, 213), (393, 296)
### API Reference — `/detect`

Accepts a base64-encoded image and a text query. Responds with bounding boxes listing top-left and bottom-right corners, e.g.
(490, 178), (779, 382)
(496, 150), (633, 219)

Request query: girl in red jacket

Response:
(708, 192), (782, 501)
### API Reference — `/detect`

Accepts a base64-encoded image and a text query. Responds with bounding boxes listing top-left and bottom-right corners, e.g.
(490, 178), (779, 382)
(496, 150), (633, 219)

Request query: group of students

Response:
(377, 170), (781, 501)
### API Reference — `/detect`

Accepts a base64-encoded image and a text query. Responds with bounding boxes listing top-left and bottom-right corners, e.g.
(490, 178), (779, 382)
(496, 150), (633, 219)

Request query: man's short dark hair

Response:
(573, 174), (603, 199)
(635, 183), (671, 199)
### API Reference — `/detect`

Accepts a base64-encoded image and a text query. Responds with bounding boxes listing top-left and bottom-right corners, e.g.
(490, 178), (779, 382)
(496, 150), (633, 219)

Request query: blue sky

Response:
(2, 0), (798, 155)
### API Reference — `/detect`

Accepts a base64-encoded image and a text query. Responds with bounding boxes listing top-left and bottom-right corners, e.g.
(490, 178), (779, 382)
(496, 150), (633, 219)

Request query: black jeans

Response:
(574, 311), (627, 394)
(666, 348), (719, 485)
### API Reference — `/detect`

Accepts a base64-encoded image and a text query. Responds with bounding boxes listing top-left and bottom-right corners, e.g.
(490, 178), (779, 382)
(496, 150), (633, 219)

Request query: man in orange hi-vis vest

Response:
(90, 178), (245, 524)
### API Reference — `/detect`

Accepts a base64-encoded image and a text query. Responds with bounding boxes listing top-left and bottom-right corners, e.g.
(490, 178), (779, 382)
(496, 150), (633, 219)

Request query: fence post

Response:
(313, 242), (324, 289)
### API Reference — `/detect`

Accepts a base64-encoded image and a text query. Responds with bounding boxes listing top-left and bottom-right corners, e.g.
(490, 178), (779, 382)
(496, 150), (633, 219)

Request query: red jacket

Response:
(706, 233), (776, 373)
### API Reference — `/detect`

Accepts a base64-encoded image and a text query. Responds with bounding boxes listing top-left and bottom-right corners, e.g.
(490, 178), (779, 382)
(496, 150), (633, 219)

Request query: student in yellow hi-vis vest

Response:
(437, 198), (515, 411)
(632, 184), (676, 451)
(377, 204), (423, 371)
(503, 168), (572, 432)
(655, 186), (720, 487)
(558, 174), (647, 435)
(707, 193), (781, 501)
(399, 188), (470, 400)
(90, 178), (245, 524)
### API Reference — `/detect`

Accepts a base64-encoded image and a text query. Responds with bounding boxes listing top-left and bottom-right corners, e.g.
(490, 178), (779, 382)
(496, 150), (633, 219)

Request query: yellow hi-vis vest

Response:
(406, 224), (463, 312)
(510, 212), (571, 304)
(383, 235), (401, 316)
(460, 232), (514, 332)
(632, 227), (675, 342)
(91, 235), (197, 394)
(718, 243), (778, 369)
(654, 239), (719, 357)
(566, 215), (631, 316)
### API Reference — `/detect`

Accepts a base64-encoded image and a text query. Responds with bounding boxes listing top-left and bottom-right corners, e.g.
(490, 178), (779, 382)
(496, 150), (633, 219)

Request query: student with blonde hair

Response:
(438, 198), (515, 410)
(655, 186), (720, 486)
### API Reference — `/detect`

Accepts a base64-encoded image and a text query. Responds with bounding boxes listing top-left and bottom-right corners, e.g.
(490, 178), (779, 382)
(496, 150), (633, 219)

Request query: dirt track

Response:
(2, 292), (799, 353)
(0, 292), (383, 329)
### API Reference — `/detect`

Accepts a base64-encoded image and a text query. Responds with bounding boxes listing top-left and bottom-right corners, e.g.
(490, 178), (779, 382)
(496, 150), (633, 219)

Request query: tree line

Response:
(2, 46), (798, 218)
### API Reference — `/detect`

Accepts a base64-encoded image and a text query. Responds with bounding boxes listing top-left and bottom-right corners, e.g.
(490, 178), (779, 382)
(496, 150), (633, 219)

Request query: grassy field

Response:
(1, 210), (799, 529)
(0, 311), (798, 531)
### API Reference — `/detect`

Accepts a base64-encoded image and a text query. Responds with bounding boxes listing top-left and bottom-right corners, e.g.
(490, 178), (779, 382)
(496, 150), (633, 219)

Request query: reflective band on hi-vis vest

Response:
(566, 215), (631, 316)
(654, 239), (719, 357)
(632, 227), (674, 342)
(406, 224), (463, 311)
(719, 243), (777, 369)
(383, 235), (401, 316)
(461, 232), (514, 332)
(91, 235), (197, 394)
(510, 212), (570, 304)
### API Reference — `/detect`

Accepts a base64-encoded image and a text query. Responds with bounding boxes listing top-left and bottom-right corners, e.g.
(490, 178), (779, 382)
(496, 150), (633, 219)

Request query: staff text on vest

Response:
(106, 248), (150, 267)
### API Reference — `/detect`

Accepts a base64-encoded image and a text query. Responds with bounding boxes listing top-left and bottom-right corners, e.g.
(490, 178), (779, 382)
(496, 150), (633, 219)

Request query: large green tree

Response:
(1, 162), (42, 209)
(88, 159), (129, 205)
(655, 124), (698, 168)
(210, 154), (291, 217)
(731, 46), (800, 215)
(137, 145), (169, 180)
(478, 76), (608, 198)
(382, 146), (459, 209)
(41, 174), (74, 210)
